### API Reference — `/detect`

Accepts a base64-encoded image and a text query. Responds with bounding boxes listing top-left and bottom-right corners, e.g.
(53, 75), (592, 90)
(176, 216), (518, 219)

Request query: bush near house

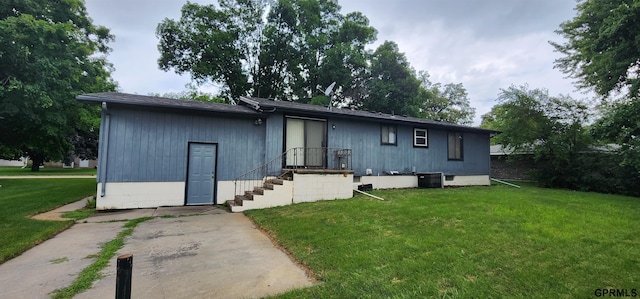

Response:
(533, 153), (640, 197)
(247, 185), (640, 298)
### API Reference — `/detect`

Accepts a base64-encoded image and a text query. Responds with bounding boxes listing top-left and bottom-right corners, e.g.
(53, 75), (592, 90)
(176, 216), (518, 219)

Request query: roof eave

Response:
(78, 94), (260, 117)
(252, 102), (498, 134)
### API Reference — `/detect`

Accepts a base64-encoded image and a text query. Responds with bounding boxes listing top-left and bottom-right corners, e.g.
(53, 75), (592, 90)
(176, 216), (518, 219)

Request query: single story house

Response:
(77, 93), (498, 211)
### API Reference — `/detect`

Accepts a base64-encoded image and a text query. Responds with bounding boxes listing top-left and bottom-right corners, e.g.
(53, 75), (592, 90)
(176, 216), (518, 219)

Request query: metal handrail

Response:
(233, 147), (352, 198)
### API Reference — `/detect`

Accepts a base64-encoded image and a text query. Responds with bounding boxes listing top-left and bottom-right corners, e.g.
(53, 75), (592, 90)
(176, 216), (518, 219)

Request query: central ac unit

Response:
(417, 172), (443, 188)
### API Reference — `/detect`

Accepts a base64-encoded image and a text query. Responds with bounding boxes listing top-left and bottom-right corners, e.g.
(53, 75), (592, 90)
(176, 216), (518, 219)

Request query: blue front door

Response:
(186, 143), (217, 205)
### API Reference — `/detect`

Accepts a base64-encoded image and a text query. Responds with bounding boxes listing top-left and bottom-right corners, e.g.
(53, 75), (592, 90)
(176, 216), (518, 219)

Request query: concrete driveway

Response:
(0, 206), (314, 299)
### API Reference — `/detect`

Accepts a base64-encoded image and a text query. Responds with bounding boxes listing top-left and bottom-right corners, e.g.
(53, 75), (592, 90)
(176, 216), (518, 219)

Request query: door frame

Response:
(282, 115), (328, 168)
(184, 142), (219, 205)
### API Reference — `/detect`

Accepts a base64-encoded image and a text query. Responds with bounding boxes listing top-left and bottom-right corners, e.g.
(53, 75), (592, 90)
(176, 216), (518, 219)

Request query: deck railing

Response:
(233, 147), (352, 198)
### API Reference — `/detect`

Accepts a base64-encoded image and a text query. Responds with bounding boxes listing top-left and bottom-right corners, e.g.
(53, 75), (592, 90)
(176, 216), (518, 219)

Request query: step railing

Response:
(233, 147), (352, 198)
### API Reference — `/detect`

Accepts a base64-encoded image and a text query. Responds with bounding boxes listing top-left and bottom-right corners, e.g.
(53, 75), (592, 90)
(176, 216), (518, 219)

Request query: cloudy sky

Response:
(84, 0), (587, 125)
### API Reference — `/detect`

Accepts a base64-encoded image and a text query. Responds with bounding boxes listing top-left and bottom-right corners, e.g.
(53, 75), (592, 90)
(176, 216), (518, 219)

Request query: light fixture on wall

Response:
(254, 118), (262, 125)
(332, 124), (336, 129)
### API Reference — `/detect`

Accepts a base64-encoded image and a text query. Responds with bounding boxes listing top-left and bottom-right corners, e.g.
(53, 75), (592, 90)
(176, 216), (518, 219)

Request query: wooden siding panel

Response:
(145, 111), (157, 178)
(265, 114), (284, 160)
(110, 112), (125, 180)
(137, 111), (148, 179)
(105, 108), (265, 182)
(327, 117), (491, 176)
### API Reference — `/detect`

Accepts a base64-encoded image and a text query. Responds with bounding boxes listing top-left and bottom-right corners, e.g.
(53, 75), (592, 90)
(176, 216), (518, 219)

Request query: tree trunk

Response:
(30, 155), (44, 172)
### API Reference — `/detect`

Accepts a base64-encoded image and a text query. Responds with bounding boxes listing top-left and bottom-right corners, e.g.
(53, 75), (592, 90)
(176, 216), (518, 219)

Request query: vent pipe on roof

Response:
(239, 96), (260, 111)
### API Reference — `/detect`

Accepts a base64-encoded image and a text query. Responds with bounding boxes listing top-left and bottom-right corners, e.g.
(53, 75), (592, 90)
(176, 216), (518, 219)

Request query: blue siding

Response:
(265, 114), (284, 160)
(104, 107), (265, 182)
(102, 107), (491, 183)
(326, 117), (490, 176)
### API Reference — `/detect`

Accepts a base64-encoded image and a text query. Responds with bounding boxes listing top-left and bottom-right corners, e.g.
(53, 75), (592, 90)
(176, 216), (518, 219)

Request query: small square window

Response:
(381, 125), (397, 145)
(414, 128), (428, 147)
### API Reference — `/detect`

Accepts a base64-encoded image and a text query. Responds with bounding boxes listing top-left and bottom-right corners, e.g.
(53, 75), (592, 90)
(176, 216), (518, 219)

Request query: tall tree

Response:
(157, 1), (265, 102)
(157, 0), (376, 103)
(486, 85), (592, 187)
(0, 0), (115, 171)
(416, 72), (475, 125)
(552, 0), (640, 99)
(315, 12), (376, 105)
(552, 0), (640, 174)
(363, 41), (420, 116)
(591, 100), (640, 169)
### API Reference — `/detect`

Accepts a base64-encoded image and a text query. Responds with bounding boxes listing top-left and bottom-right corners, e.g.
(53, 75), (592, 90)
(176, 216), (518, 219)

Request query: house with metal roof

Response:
(78, 92), (498, 211)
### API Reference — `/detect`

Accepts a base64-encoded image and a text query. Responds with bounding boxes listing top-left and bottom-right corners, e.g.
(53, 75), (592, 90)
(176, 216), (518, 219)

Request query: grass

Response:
(61, 197), (97, 221)
(246, 184), (640, 298)
(0, 178), (96, 263)
(51, 217), (153, 299)
(0, 166), (96, 176)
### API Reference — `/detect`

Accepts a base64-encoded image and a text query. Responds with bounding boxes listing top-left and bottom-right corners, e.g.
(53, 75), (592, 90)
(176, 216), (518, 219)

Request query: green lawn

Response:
(0, 178), (96, 263)
(246, 185), (640, 298)
(0, 166), (97, 176)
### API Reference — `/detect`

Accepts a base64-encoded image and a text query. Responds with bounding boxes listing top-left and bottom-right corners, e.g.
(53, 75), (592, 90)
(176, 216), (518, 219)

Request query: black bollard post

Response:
(115, 254), (133, 299)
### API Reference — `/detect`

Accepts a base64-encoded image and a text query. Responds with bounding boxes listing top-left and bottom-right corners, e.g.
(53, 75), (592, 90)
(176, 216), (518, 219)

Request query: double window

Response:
(381, 125), (397, 145)
(448, 132), (463, 160)
(413, 128), (428, 147)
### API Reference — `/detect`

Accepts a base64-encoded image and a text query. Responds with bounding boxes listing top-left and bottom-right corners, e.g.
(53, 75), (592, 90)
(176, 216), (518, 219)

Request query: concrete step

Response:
(244, 191), (256, 200)
(235, 195), (252, 206)
(227, 199), (247, 213)
(265, 179), (284, 185)
(279, 170), (294, 180)
(253, 187), (265, 195)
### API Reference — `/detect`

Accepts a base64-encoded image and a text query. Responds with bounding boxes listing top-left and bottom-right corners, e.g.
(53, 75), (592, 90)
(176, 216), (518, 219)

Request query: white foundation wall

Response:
(443, 175), (490, 186)
(292, 173), (354, 203)
(356, 175), (418, 189)
(354, 174), (491, 189)
(216, 180), (263, 203)
(239, 180), (294, 211)
(96, 182), (185, 210)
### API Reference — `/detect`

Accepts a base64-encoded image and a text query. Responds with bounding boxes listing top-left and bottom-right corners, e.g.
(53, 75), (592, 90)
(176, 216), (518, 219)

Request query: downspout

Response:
(99, 102), (111, 197)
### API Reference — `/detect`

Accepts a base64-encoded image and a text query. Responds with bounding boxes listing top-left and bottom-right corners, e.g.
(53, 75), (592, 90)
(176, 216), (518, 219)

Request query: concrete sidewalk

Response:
(31, 196), (92, 221)
(0, 206), (314, 299)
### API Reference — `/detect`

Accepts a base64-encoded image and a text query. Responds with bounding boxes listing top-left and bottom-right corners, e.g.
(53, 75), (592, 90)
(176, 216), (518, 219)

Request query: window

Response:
(413, 128), (428, 147)
(447, 132), (463, 160)
(381, 125), (397, 145)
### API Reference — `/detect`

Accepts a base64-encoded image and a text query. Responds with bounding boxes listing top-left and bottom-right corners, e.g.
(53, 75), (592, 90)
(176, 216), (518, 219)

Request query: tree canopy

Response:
(416, 72), (475, 125)
(149, 83), (225, 103)
(0, 0), (115, 170)
(363, 41), (420, 116)
(157, 0), (376, 103)
(552, 0), (640, 99)
(553, 0), (640, 176)
(482, 85), (594, 188)
(157, 0), (475, 124)
(483, 85), (591, 154)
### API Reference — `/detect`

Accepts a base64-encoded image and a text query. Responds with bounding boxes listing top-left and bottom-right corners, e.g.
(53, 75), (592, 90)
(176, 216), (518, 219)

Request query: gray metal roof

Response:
(77, 92), (260, 116)
(76, 92), (498, 134)
(240, 97), (499, 134)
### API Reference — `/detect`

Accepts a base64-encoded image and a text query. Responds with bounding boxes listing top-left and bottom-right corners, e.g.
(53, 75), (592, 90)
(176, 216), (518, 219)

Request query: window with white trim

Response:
(381, 125), (397, 145)
(413, 128), (428, 147)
